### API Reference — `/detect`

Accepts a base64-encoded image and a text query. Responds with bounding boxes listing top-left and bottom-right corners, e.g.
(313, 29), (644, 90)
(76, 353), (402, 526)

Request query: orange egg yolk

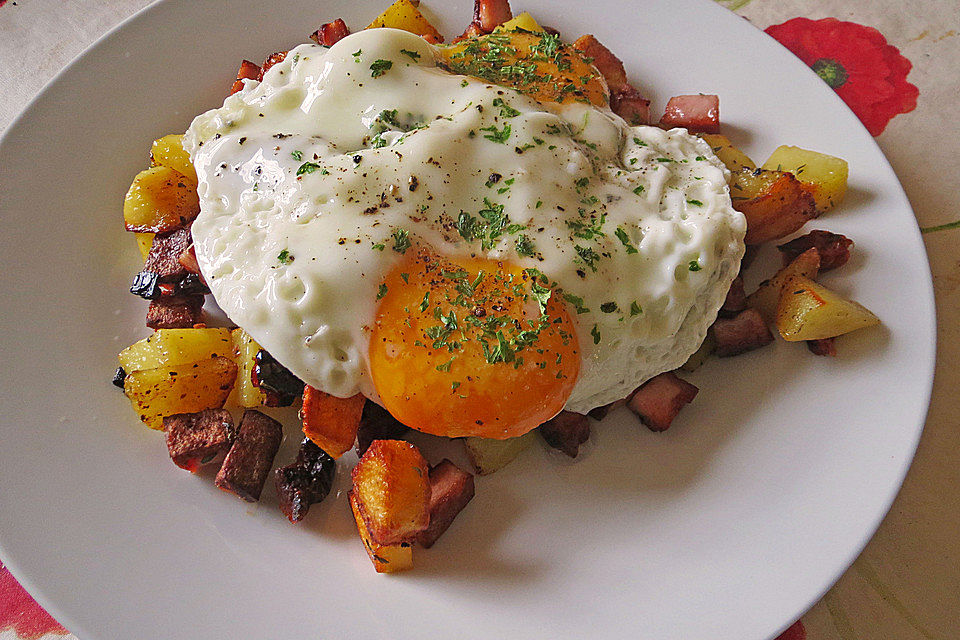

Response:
(369, 248), (580, 439)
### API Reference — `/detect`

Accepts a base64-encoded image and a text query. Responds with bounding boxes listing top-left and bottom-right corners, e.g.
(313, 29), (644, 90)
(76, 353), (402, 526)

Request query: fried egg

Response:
(184, 28), (744, 437)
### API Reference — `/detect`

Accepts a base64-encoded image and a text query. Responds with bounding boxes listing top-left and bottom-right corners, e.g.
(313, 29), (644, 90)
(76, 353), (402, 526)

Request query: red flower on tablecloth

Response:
(0, 562), (68, 639)
(774, 620), (806, 640)
(765, 17), (918, 136)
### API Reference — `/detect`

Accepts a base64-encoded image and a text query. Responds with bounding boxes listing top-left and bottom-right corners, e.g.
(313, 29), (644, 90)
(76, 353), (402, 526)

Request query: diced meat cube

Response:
(163, 409), (234, 473)
(629, 372), (698, 432)
(356, 402), (408, 456)
(778, 230), (853, 272)
(231, 59), (261, 95)
(130, 270), (161, 300)
(807, 337), (837, 356)
(611, 87), (650, 125)
(178, 244), (202, 275)
(417, 459), (476, 548)
(275, 438), (336, 523)
(252, 349), (304, 407)
(144, 228), (192, 281)
(572, 34), (628, 92)
(719, 275), (747, 318)
(474, 0), (513, 33)
(712, 308), (774, 357)
(453, 21), (485, 42)
(587, 398), (626, 421)
(539, 411), (590, 458)
(310, 18), (350, 47)
(660, 95), (720, 133)
(215, 410), (283, 502)
(259, 51), (287, 79)
(145, 294), (204, 329)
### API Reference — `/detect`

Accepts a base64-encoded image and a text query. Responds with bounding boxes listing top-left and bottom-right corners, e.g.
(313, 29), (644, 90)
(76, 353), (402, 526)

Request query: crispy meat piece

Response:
(231, 59), (261, 95)
(742, 244), (760, 270)
(474, 0), (512, 33)
(719, 275), (747, 318)
(610, 86), (650, 125)
(713, 308), (774, 357)
(144, 227), (192, 281)
(807, 337), (837, 357)
(356, 402), (408, 456)
(178, 244), (202, 275)
(146, 294), (204, 329)
(572, 35), (650, 124)
(275, 438), (336, 523)
(587, 398), (626, 421)
(628, 372), (698, 432)
(163, 409), (234, 473)
(660, 95), (720, 133)
(539, 411), (590, 458)
(778, 230), (853, 272)
(417, 459), (476, 549)
(215, 410), (283, 502)
(130, 270), (161, 300)
(310, 18), (350, 47)
(252, 350), (304, 407)
(259, 51), (288, 79)
(453, 21), (485, 42)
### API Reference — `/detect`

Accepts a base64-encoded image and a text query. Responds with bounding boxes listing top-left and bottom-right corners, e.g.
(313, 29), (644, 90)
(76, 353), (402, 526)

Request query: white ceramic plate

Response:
(0, 1), (935, 639)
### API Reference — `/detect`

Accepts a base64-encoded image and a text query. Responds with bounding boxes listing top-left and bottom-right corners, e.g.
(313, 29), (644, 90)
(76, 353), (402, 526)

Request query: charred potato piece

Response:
(301, 386), (366, 459)
(124, 356), (237, 430)
(351, 439), (430, 545)
(746, 247), (821, 324)
(350, 493), (413, 573)
(150, 134), (197, 183)
(732, 169), (818, 245)
(123, 166), (200, 234)
(776, 275), (880, 341)
(463, 431), (535, 475)
(762, 145), (848, 213)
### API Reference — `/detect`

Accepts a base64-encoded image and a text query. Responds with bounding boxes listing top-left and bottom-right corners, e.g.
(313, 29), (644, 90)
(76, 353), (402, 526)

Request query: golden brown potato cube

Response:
(350, 493), (413, 573)
(463, 431), (535, 475)
(699, 133), (756, 175)
(351, 439), (430, 545)
(231, 328), (265, 408)
(762, 145), (848, 213)
(776, 275), (880, 341)
(731, 169), (818, 245)
(118, 328), (234, 373)
(123, 166), (200, 234)
(124, 356), (237, 430)
(494, 12), (546, 33)
(367, 0), (442, 41)
(150, 134), (198, 183)
(745, 247), (821, 324)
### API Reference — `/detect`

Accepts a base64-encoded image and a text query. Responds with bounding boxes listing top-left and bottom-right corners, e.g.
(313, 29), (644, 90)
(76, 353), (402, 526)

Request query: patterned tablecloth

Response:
(1, 1), (957, 638)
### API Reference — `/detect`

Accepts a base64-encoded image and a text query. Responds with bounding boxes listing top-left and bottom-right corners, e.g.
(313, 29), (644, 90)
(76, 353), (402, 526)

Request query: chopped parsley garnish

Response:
(418, 291), (430, 312)
(687, 199), (704, 206)
(600, 302), (618, 313)
(575, 177), (590, 190)
(630, 301), (642, 316)
(352, 49), (362, 60)
(575, 245), (600, 271)
(371, 242), (385, 251)
(435, 358), (454, 372)
(515, 234), (535, 256)
(277, 249), (293, 265)
(591, 325), (601, 344)
(688, 260), (702, 272)
(391, 228), (411, 253)
(492, 97), (520, 118)
(656, 157), (674, 163)
(296, 162), (323, 176)
(480, 123), (512, 143)
(400, 49), (421, 62)
(614, 227), (639, 254)
(451, 380), (461, 391)
(562, 292), (590, 314)
(632, 137), (648, 147)
(695, 155), (706, 161)
(291, 150), (303, 161)
(369, 59), (393, 78)
(632, 185), (645, 195)
(377, 283), (388, 300)
(567, 216), (606, 241)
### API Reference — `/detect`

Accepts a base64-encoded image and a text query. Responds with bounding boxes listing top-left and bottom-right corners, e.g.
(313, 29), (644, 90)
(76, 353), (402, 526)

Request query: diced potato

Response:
(679, 331), (717, 372)
(352, 440), (430, 545)
(301, 386), (366, 459)
(776, 275), (880, 341)
(495, 12), (545, 33)
(699, 133), (756, 175)
(123, 166), (200, 234)
(731, 168), (818, 245)
(464, 431), (535, 475)
(118, 328), (234, 373)
(150, 134), (197, 184)
(350, 493), (413, 573)
(124, 356), (238, 429)
(135, 232), (154, 261)
(762, 145), (848, 213)
(366, 0), (442, 41)
(746, 247), (821, 324)
(231, 328), (264, 408)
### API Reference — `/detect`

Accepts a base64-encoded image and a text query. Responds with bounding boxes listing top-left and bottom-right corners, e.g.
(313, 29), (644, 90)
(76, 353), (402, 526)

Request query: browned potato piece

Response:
(464, 432), (535, 475)
(350, 493), (413, 573)
(367, 0), (442, 41)
(776, 275), (880, 341)
(123, 166), (200, 234)
(150, 134), (197, 183)
(761, 145), (848, 213)
(745, 247), (821, 324)
(351, 440), (430, 545)
(732, 169), (818, 245)
(699, 133), (756, 175)
(124, 356), (237, 429)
